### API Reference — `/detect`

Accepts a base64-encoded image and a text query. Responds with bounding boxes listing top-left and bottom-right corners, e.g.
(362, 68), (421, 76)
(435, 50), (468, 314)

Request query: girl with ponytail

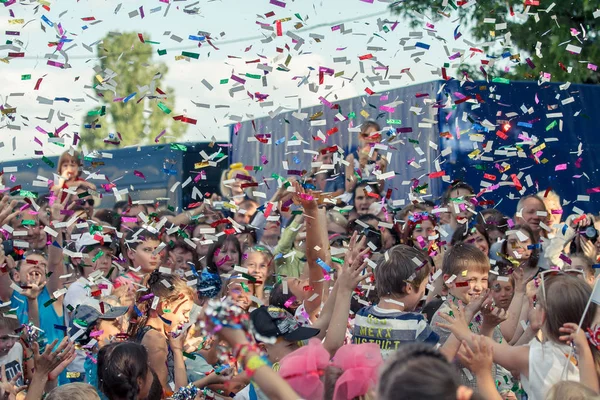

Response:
(97, 342), (155, 400)
(128, 270), (196, 396)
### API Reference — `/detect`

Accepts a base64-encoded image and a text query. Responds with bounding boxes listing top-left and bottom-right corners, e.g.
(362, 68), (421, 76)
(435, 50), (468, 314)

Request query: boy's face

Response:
(82, 246), (113, 278)
(264, 337), (299, 363)
(0, 327), (18, 357)
(128, 239), (163, 274)
(18, 254), (47, 286)
(491, 280), (514, 310)
(97, 318), (128, 345)
(448, 188), (474, 220)
(445, 268), (489, 304)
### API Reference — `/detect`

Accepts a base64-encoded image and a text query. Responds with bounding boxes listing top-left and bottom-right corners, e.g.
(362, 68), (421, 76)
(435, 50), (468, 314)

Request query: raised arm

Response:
(500, 267), (528, 342)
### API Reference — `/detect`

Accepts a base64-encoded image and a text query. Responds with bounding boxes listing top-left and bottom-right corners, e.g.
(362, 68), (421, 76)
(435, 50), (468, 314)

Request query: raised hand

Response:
(436, 301), (472, 342)
(343, 231), (367, 268)
(21, 274), (46, 300)
(463, 289), (491, 322)
(0, 364), (26, 400)
(481, 298), (508, 330)
(559, 323), (590, 349)
(32, 338), (76, 380)
(0, 196), (19, 227)
(291, 181), (317, 211)
(457, 335), (494, 376)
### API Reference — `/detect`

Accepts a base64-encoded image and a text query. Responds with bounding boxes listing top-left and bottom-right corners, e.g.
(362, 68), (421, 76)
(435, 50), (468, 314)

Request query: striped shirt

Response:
(352, 305), (439, 358)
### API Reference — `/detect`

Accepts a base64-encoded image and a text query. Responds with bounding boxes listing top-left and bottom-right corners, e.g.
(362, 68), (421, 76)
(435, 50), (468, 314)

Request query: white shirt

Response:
(521, 339), (580, 400)
(0, 342), (24, 386)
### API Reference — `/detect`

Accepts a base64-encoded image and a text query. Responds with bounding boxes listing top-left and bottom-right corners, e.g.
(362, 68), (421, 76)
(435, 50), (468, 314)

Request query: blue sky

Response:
(0, 0), (480, 161)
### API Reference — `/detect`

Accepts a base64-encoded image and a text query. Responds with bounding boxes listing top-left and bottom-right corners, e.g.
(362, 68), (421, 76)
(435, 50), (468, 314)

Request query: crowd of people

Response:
(1, 121), (600, 400)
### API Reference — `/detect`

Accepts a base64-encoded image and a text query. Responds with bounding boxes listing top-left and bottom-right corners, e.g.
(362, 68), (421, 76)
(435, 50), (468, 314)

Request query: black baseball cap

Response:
(250, 306), (319, 342)
(68, 303), (128, 343)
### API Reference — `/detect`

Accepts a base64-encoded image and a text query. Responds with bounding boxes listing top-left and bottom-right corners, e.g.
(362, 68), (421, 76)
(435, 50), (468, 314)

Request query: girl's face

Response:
(245, 251), (270, 284)
(487, 228), (505, 244)
(227, 281), (251, 311)
(411, 219), (435, 249)
(60, 158), (79, 180)
(466, 230), (489, 255)
(97, 317), (128, 345)
(570, 256), (595, 286)
(87, 247), (113, 278)
(193, 224), (212, 257)
(354, 188), (375, 215)
(287, 277), (310, 302)
(163, 296), (194, 336)
(491, 280), (514, 310)
(215, 242), (240, 273)
(506, 231), (533, 261)
(171, 247), (194, 273)
(359, 125), (380, 145)
(128, 240), (163, 274)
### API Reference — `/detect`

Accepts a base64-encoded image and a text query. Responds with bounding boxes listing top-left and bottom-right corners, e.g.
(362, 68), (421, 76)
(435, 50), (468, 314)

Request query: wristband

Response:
(245, 355), (270, 378)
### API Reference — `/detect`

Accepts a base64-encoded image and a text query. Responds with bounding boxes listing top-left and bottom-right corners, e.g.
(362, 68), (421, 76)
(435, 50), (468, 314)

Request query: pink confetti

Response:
(284, 296), (297, 308)
(588, 63), (598, 71)
(270, 0), (286, 7)
(133, 170), (146, 180)
(47, 60), (64, 68)
(535, 93), (539, 104)
(154, 129), (166, 143)
(554, 164), (567, 171)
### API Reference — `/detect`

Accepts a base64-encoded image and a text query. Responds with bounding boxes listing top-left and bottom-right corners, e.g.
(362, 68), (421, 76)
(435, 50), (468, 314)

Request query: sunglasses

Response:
(78, 199), (95, 207)
(538, 269), (585, 305)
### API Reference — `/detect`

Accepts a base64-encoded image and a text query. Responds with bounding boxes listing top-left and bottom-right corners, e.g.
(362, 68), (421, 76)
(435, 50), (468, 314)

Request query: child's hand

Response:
(337, 255), (371, 293)
(0, 364), (25, 400)
(511, 267), (528, 294)
(481, 298), (508, 329)
(291, 181), (317, 211)
(33, 337), (76, 380)
(559, 323), (590, 349)
(463, 289), (490, 322)
(436, 301), (472, 341)
(343, 232), (368, 271)
(457, 335), (494, 377)
(22, 274), (46, 301)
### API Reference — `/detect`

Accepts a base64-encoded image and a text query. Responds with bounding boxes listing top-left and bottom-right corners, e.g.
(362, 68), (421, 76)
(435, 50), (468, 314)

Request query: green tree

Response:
(81, 32), (186, 149)
(390, 1), (599, 84)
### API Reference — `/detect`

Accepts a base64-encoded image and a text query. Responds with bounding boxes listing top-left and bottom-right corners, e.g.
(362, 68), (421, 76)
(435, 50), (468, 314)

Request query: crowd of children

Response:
(1, 141), (600, 400)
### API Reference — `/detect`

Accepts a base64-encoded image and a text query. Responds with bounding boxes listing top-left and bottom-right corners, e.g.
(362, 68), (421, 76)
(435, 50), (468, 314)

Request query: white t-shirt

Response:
(0, 342), (24, 386)
(521, 339), (580, 400)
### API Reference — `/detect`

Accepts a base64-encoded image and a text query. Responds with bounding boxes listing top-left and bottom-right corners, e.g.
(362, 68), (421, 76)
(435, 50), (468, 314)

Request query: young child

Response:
(0, 313), (24, 387)
(206, 235), (242, 275)
(114, 229), (164, 290)
(244, 246), (274, 307)
(53, 150), (96, 191)
(440, 181), (476, 239)
(431, 243), (509, 390)
(438, 273), (598, 400)
(489, 266), (515, 311)
(352, 244), (439, 358)
(568, 253), (596, 287)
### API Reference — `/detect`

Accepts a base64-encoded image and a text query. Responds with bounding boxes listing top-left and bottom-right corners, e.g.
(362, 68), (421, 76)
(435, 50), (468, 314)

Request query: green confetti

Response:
(386, 119), (402, 125)
(348, 112), (356, 119)
(42, 156), (55, 168)
(546, 120), (557, 131)
(105, 266), (115, 280)
(19, 190), (37, 199)
(92, 251), (104, 263)
(240, 282), (250, 292)
(331, 257), (344, 264)
(145, 40), (160, 45)
(157, 102), (172, 114)
(220, 79), (229, 84)
(492, 77), (510, 84)
(181, 51), (199, 59)
(242, 273), (257, 283)
(448, 0), (457, 9)
(408, 139), (420, 144)
(21, 219), (36, 226)
(170, 143), (187, 151)
(21, 74), (31, 80)
(44, 298), (57, 308)
(245, 73), (261, 79)
(183, 352), (196, 360)
(77, 191), (90, 198)
(294, 13), (303, 21)
(157, 49), (167, 56)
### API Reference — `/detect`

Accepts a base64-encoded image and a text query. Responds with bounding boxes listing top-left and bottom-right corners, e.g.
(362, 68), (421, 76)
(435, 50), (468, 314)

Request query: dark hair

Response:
(500, 224), (540, 270)
(360, 120), (381, 135)
(441, 181), (474, 206)
(57, 150), (82, 178)
(94, 209), (120, 227)
(442, 243), (490, 277)
(477, 209), (509, 233)
(147, 370), (163, 400)
(113, 200), (128, 213)
(450, 224), (490, 250)
(125, 228), (161, 251)
(352, 181), (381, 204)
(206, 235), (242, 274)
(349, 214), (382, 252)
(376, 244), (431, 298)
(378, 343), (484, 400)
(98, 342), (149, 400)
(570, 253), (595, 278)
(269, 282), (296, 314)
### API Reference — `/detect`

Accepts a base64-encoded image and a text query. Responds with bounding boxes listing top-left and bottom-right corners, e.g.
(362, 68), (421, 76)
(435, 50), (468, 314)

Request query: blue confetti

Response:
(316, 258), (332, 273)
(188, 35), (206, 41)
(41, 15), (54, 27)
(123, 92), (137, 103)
(415, 42), (430, 50)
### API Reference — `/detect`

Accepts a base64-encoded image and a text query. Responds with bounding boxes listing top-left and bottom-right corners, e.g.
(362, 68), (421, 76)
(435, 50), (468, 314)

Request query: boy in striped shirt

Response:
(352, 245), (439, 358)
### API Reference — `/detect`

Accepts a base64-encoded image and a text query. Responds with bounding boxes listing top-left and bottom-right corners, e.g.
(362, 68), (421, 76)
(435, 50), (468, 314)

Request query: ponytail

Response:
(98, 342), (149, 400)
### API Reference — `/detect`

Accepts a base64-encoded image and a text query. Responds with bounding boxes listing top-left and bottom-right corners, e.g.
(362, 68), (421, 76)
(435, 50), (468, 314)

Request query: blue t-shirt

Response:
(352, 305), (439, 358)
(11, 287), (68, 384)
